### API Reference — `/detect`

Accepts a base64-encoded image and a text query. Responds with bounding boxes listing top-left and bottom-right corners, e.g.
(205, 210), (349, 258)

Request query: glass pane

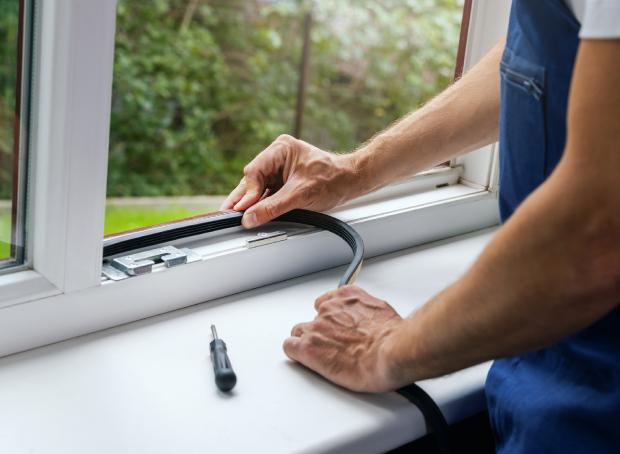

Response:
(106, 0), (464, 236)
(0, 0), (28, 267)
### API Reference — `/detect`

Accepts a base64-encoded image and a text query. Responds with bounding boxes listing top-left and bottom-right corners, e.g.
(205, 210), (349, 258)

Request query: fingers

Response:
(314, 285), (362, 311)
(219, 178), (247, 210)
(283, 332), (321, 366)
(243, 184), (300, 228)
(282, 336), (302, 362)
(233, 172), (266, 212)
(284, 287), (402, 393)
(314, 292), (334, 312)
(291, 322), (310, 337)
(219, 135), (296, 225)
(285, 321), (313, 363)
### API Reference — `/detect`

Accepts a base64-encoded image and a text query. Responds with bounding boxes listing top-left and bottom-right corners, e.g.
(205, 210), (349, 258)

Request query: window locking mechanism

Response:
(101, 231), (288, 281)
(102, 245), (201, 281)
(112, 245), (187, 275)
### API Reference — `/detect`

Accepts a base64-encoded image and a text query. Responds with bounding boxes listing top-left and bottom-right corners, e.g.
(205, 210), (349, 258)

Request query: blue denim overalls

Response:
(485, 0), (620, 452)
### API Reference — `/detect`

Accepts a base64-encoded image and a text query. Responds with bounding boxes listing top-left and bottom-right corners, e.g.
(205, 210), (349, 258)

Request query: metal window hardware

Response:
(102, 231), (288, 281)
(112, 245), (187, 276)
(101, 264), (130, 281)
(245, 231), (287, 248)
(102, 245), (201, 281)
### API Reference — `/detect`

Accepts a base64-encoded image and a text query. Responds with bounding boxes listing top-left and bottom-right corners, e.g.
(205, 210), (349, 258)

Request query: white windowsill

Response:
(0, 227), (496, 454)
(0, 270), (60, 307)
(0, 183), (499, 358)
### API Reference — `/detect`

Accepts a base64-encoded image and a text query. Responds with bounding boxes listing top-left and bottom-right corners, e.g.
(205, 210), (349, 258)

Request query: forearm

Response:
(351, 39), (504, 195)
(278, 40), (620, 396)
(381, 40), (620, 386)
(383, 157), (618, 384)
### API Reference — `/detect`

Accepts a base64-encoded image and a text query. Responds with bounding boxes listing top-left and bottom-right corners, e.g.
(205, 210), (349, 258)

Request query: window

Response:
(105, 0), (467, 236)
(0, 0), (30, 270)
(0, 0), (511, 359)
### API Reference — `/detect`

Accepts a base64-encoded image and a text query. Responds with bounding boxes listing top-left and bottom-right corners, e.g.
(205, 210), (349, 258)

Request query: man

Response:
(221, 1), (620, 451)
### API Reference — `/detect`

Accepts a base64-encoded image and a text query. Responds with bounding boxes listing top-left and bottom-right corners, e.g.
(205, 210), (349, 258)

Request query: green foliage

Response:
(302, 0), (462, 148)
(0, 0), (17, 257)
(108, 0), (462, 197)
(0, 0), (463, 245)
(0, 0), (462, 200)
(0, 0), (19, 199)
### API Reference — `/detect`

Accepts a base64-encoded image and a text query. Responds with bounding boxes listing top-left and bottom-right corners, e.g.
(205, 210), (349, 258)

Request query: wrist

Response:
(339, 148), (378, 198)
(332, 152), (366, 202)
(378, 319), (423, 390)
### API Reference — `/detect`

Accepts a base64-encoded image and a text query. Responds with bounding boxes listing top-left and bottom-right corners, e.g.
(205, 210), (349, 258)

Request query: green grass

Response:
(104, 205), (215, 235)
(0, 211), (10, 260)
(0, 205), (219, 259)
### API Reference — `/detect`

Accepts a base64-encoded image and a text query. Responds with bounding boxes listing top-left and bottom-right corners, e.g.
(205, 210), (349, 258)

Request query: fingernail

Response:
(233, 195), (248, 211)
(244, 212), (257, 228)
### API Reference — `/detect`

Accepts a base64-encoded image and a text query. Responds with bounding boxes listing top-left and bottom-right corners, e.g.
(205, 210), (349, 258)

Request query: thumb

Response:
(242, 184), (299, 228)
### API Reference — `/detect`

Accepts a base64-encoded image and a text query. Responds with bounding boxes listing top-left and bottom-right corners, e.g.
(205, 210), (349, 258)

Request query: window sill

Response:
(0, 270), (60, 308)
(0, 183), (498, 357)
(0, 227), (496, 454)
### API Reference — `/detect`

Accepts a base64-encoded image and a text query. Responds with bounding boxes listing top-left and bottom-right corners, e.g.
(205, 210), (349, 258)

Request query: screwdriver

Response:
(210, 325), (237, 392)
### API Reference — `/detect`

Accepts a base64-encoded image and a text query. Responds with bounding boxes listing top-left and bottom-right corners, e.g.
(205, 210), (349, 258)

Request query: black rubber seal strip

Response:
(103, 210), (245, 258)
(398, 384), (452, 453)
(276, 209), (363, 287)
(102, 208), (451, 451)
(103, 209), (363, 287)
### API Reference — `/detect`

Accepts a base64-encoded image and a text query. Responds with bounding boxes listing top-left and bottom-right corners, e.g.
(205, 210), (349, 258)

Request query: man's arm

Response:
(283, 40), (620, 392)
(221, 41), (504, 228)
(352, 39), (504, 196)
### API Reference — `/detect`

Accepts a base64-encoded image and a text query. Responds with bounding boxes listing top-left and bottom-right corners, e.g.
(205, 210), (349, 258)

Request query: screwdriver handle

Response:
(210, 338), (237, 392)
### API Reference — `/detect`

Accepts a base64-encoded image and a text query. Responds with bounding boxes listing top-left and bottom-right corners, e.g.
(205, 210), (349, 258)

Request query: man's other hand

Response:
(283, 285), (403, 393)
(219, 134), (359, 228)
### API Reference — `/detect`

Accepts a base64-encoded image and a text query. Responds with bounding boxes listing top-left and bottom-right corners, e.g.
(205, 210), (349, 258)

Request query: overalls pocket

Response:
(498, 47), (547, 219)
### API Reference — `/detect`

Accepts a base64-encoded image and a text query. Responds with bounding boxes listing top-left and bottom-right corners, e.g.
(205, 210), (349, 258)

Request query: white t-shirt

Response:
(564, 0), (620, 38)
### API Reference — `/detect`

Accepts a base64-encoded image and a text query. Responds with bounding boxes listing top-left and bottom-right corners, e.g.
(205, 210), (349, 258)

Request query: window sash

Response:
(0, 0), (512, 358)
(453, 0), (511, 189)
(0, 0), (32, 271)
(28, 0), (116, 292)
(0, 184), (498, 357)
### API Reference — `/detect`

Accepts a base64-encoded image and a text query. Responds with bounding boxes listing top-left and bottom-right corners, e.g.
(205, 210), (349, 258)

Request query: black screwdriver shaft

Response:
(210, 325), (237, 392)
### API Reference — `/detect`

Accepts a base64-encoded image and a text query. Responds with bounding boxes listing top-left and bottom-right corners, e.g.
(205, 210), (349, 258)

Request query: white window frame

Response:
(0, 0), (511, 357)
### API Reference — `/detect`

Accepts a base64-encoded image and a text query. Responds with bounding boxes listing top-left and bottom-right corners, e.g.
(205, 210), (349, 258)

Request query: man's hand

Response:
(220, 134), (359, 228)
(221, 40), (505, 230)
(283, 285), (404, 393)
(350, 41), (620, 384)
